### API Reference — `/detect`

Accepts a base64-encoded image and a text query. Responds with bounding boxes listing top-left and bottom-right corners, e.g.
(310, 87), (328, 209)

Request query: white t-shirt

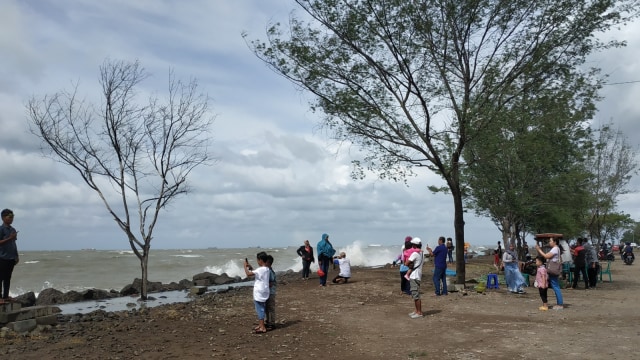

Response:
(549, 246), (560, 263)
(252, 266), (270, 302)
(336, 258), (351, 278)
(408, 251), (423, 280)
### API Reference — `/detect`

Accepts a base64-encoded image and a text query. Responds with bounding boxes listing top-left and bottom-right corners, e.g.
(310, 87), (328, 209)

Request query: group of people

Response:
(0, 209), (18, 303)
(245, 233), (354, 333)
(568, 237), (599, 290)
(295, 233), (351, 286)
(243, 251), (277, 334)
(394, 235), (450, 318)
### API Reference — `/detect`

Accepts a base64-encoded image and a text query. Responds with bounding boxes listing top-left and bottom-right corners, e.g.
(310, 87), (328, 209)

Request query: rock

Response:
(14, 292), (36, 307)
(36, 288), (65, 306)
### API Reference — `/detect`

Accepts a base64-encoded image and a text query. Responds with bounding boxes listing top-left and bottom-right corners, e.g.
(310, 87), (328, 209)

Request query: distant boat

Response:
(368, 244), (382, 247)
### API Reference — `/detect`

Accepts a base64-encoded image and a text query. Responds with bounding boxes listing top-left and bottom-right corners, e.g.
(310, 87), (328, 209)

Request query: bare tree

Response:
(27, 59), (214, 299)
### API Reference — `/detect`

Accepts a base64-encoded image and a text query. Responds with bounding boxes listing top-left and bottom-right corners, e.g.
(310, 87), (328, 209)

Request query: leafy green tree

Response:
(463, 86), (594, 248)
(247, 0), (637, 284)
(584, 123), (639, 246)
(28, 60), (214, 299)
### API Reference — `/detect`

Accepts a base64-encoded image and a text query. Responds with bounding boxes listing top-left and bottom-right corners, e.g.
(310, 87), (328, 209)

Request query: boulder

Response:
(120, 278), (164, 296)
(36, 288), (65, 306)
(14, 291), (36, 307)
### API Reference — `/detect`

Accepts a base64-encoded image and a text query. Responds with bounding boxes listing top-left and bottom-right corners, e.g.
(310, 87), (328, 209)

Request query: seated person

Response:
(623, 242), (635, 259)
(332, 252), (351, 284)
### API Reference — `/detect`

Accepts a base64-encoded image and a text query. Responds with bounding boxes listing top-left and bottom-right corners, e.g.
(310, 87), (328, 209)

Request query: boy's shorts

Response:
(410, 279), (421, 300)
(254, 300), (266, 320)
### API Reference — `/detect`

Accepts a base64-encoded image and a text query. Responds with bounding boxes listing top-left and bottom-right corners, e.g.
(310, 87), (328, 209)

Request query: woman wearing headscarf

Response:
(502, 242), (527, 294)
(316, 233), (336, 287)
(536, 237), (564, 310)
(296, 240), (315, 280)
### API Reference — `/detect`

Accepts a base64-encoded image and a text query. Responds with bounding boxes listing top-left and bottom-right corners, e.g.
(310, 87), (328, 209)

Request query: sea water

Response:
(11, 242), (403, 298)
(12, 242), (490, 314)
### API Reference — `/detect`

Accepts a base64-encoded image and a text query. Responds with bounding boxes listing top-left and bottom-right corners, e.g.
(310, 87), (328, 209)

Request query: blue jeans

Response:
(319, 257), (330, 286)
(433, 267), (448, 295)
(548, 275), (564, 305)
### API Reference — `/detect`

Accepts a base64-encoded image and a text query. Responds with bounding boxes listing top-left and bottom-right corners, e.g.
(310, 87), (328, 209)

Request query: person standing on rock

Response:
(296, 240), (315, 280)
(0, 209), (19, 302)
(316, 233), (336, 287)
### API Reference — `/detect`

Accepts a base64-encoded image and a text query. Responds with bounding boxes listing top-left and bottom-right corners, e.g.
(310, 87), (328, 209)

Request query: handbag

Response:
(546, 260), (562, 276)
(317, 268), (325, 277)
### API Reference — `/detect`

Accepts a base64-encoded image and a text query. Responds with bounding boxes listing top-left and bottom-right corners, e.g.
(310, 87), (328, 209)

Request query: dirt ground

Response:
(1, 256), (638, 359)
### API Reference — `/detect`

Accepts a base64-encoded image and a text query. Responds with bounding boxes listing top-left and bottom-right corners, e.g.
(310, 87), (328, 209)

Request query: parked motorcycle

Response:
(522, 259), (537, 276)
(598, 249), (615, 261)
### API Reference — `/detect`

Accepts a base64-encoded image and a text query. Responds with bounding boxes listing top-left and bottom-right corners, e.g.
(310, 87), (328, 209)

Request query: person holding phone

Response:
(0, 209), (19, 302)
(244, 252), (270, 333)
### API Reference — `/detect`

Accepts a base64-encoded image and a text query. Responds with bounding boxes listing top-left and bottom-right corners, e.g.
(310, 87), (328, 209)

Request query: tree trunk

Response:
(453, 189), (466, 286)
(140, 247), (149, 300)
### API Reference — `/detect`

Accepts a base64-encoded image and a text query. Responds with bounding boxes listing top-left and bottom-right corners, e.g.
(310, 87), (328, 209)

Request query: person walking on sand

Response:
(317, 233), (336, 287)
(427, 236), (448, 296)
(0, 209), (19, 302)
(406, 237), (424, 318)
(536, 237), (564, 310)
(296, 240), (315, 280)
(244, 252), (270, 334)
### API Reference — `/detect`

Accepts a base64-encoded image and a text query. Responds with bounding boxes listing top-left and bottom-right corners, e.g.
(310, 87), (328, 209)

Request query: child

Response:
(244, 252), (270, 333)
(534, 255), (549, 311)
(265, 255), (277, 330)
(403, 245), (423, 280)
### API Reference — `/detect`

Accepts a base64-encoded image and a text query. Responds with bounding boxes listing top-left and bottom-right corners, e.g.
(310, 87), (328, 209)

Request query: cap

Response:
(410, 237), (422, 245)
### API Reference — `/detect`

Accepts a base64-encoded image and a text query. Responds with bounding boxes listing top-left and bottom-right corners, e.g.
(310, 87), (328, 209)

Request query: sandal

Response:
(253, 328), (267, 334)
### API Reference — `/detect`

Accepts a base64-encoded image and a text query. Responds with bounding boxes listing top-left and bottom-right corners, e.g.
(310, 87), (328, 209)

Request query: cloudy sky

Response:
(1, 1), (639, 251)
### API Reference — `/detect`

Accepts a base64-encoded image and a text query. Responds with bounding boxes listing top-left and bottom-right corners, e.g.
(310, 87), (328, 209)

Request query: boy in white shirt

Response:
(244, 252), (270, 333)
(405, 238), (424, 318)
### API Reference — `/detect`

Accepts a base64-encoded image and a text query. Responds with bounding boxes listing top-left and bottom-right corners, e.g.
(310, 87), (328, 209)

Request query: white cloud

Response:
(0, 1), (638, 250)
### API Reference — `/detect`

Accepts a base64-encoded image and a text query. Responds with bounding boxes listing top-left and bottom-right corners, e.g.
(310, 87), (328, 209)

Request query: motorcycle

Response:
(622, 251), (634, 265)
(598, 249), (615, 261)
(522, 259), (537, 276)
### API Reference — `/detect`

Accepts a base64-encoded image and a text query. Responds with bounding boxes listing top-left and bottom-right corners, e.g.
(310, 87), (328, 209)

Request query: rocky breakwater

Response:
(0, 271), (244, 336)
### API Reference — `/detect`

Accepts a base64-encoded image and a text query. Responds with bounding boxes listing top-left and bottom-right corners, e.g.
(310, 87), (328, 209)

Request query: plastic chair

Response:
(486, 273), (499, 289)
(520, 272), (530, 286)
(599, 261), (612, 282)
(562, 263), (573, 284)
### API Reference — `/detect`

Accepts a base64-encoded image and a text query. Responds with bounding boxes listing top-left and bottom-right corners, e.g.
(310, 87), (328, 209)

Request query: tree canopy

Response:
(248, 0), (639, 283)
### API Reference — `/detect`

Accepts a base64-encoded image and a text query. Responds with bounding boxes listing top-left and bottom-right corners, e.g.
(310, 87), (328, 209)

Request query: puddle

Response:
(56, 281), (253, 315)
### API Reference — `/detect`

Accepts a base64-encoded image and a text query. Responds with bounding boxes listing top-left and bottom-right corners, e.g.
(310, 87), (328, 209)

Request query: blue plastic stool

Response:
(486, 273), (499, 289)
